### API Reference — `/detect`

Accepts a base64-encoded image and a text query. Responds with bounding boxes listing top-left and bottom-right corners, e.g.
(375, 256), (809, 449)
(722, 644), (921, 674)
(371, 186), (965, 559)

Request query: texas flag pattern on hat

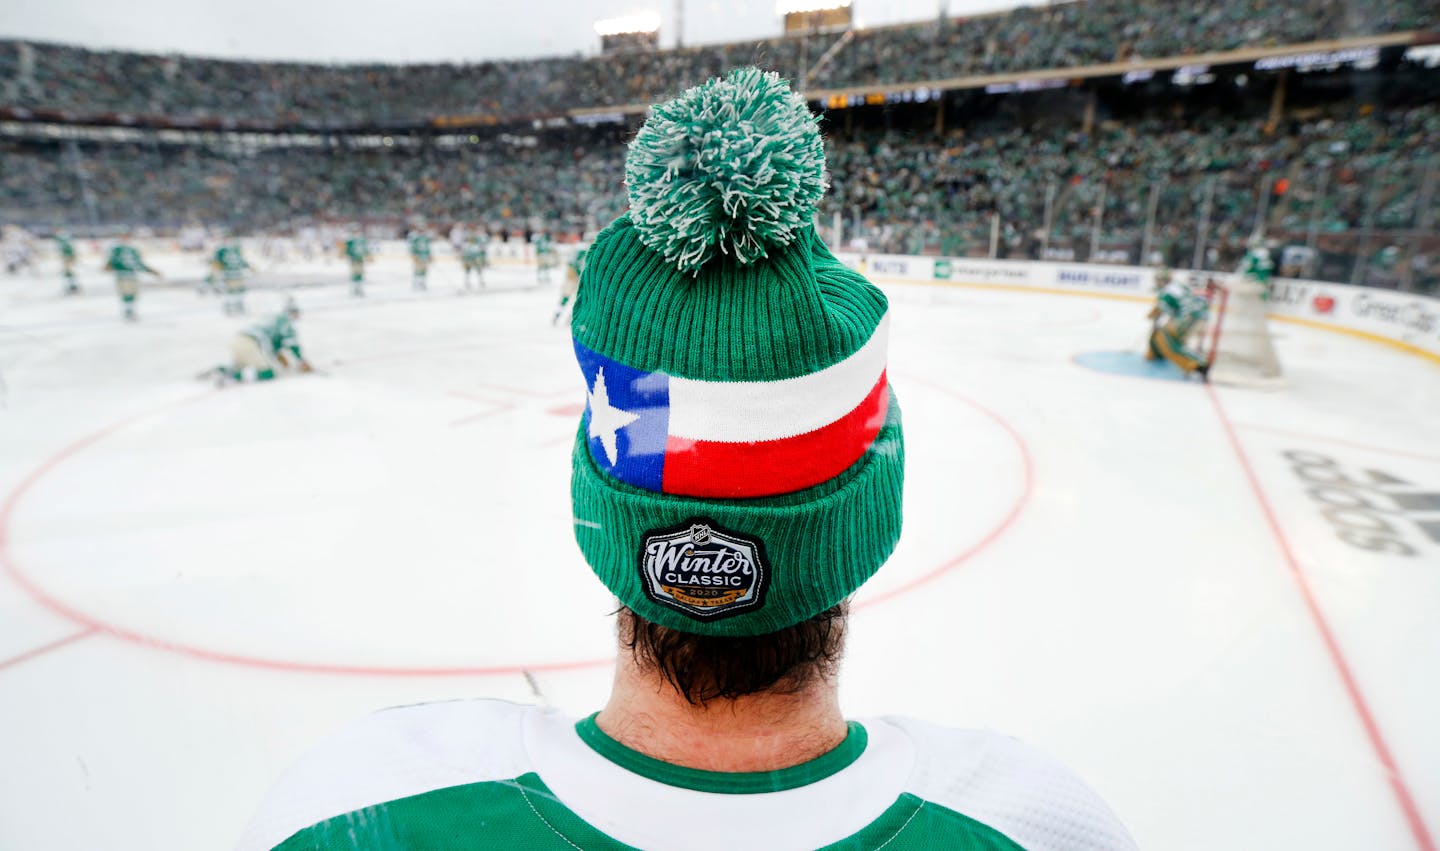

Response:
(574, 315), (891, 499)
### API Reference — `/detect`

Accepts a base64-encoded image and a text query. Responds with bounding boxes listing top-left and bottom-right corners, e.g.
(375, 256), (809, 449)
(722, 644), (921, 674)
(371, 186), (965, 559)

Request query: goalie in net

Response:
(1147, 267), (1214, 379)
(1146, 241), (1284, 387)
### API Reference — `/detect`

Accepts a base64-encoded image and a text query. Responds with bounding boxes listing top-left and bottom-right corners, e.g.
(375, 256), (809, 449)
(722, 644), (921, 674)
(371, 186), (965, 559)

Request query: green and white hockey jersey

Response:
(1238, 247), (1274, 287)
(105, 244), (151, 279)
(1156, 283), (1209, 339)
(215, 245), (250, 279)
(409, 233), (432, 260)
(243, 314), (302, 360)
(535, 234), (559, 268)
(56, 235), (75, 259)
(237, 700), (1136, 851)
(462, 235), (488, 265)
(344, 237), (369, 263)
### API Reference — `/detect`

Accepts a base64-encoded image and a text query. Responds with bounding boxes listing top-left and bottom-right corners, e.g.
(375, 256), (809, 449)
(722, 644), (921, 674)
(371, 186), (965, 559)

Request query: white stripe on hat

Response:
(667, 314), (889, 443)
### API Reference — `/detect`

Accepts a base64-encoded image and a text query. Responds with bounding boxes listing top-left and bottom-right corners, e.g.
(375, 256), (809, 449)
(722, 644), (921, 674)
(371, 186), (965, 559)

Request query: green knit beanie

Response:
(570, 68), (903, 637)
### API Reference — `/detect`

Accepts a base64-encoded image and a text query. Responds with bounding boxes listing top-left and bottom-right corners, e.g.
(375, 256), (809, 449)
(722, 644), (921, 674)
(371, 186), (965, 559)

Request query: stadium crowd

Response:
(0, 135), (626, 237)
(825, 0), (1434, 87)
(2, 0), (1434, 124)
(827, 102), (1437, 264)
(4, 100), (1434, 288)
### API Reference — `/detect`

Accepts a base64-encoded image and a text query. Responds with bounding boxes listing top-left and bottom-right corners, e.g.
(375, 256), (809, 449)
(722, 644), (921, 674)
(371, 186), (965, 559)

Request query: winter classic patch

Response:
(639, 518), (770, 620)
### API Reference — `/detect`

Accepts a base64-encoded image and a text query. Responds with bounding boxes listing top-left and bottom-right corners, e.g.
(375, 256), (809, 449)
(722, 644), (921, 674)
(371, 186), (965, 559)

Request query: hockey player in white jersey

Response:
(210, 239), (253, 315)
(2, 225), (36, 274)
(551, 244), (585, 325)
(460, 229), (489, 291)
(239, 69), (1136, 851)
(533, 230), (559, 285)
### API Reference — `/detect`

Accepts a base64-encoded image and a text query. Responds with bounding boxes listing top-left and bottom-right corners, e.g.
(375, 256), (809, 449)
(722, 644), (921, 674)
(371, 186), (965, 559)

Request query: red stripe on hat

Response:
(661, 372), (890, 498)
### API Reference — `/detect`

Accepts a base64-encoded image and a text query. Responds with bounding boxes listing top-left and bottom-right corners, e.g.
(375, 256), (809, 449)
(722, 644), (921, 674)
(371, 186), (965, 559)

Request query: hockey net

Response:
(1204, 276), (1284, 388)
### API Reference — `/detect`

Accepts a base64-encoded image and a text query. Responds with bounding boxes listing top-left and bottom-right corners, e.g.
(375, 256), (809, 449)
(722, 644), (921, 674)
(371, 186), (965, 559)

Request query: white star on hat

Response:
(587, 366), (640, 467)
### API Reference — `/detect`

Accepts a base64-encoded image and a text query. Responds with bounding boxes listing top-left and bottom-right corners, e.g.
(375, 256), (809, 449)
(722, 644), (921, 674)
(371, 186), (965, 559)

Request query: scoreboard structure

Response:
(595, 14), (662, 55)
(779, 0), (853, 34)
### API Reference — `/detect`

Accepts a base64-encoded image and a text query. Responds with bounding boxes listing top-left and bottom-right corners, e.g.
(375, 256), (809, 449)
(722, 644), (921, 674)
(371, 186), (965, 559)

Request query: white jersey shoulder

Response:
(881, 715), (1139, 851)
(237, 701), (1136, 851)
(235, 698), (536, 851)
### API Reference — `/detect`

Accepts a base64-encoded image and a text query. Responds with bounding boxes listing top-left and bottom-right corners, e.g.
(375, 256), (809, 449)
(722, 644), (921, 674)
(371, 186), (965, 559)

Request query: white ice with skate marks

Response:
(0, 258), (1437, 851)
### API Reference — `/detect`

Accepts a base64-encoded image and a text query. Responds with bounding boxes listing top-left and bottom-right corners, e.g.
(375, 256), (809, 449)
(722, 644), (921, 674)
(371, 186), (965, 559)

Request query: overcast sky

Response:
(0, 0), (1020, 64)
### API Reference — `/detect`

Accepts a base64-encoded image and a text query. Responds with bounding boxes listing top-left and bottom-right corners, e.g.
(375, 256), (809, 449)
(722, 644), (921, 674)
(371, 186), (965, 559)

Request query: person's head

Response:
(567, 69), (904, 703)
(618, 602), (847, 705)
(284, 296), (301, 320)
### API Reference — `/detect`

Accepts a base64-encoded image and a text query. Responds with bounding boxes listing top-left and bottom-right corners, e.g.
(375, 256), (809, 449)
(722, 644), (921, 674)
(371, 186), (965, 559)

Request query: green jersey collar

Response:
(574, 713), (867, 794)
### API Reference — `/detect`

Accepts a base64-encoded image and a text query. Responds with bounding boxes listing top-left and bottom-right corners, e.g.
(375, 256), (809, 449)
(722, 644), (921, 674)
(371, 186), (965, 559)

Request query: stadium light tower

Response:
(594, 13), (663, 55)
(775, 0), (852, 89)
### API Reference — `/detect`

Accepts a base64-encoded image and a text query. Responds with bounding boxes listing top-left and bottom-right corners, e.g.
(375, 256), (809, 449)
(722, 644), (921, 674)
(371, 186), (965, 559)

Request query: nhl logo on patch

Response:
(639, 517), (770, 620)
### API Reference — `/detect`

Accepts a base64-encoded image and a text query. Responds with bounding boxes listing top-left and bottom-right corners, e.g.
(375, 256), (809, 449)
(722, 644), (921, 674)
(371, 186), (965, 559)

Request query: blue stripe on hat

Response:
(573, 339), (670, 492)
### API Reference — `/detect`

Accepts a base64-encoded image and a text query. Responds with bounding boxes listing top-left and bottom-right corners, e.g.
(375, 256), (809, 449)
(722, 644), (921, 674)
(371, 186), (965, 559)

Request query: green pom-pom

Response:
(625, 67), (827, 275)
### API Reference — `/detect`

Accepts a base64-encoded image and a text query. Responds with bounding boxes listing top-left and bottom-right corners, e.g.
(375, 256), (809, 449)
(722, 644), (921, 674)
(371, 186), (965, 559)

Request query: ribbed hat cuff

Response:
(571, 396), (904, 637)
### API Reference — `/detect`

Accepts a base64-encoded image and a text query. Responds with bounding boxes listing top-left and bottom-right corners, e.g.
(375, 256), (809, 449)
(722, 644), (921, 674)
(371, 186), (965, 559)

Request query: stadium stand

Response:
(1, 0), (1434, 123)
(0, 3), (1435, 290)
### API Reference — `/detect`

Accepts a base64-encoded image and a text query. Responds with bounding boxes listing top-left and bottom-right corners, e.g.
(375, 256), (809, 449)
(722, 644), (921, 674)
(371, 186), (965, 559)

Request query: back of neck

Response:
(595, 653), (847, 773)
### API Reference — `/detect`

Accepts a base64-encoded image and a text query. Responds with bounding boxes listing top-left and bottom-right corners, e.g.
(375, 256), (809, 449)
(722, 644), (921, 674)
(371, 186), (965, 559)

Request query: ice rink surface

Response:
(1, 248), (1437, 851)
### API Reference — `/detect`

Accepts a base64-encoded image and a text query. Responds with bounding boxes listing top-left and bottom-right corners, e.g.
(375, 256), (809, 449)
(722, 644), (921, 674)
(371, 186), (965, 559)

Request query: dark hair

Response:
(617, 603), (848, 706)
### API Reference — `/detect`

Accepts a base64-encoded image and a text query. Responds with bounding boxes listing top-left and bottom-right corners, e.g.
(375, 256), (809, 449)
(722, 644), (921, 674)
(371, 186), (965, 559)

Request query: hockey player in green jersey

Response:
(240, 69), (1136, 851)
(407, 228), (432, 291)
(1147, 270), (1211, 378)
(211, 299), (312, 384)
(551, 244), (585, 325)
(342, 230), (369, 296)
(533, 230), (559, 285)
(56, 232), (79, 295)
(104, 237), (161, 321)
(460, 230), (488, 291)
(210, 240), (252, 315)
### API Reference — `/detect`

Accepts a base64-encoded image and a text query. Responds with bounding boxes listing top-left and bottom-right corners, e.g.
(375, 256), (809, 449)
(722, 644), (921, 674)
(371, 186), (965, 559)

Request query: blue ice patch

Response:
(1073, 350), (1197, 383)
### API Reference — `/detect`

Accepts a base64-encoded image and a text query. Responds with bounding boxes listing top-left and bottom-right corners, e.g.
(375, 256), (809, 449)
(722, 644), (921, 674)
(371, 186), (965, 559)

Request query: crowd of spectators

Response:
(3, 0), (1434, 124)
(825, 101), (1437, 280)
(825, 0), (1435, 87)
(4, 100), (1433, 287)
(9, 41), (590, 124)
(565, 33), (834, 109)
(0, 134), (627, 237)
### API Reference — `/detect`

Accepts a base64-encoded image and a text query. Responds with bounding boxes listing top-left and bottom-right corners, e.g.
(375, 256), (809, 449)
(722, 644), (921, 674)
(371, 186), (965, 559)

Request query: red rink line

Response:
(0, 397), (613, 677)
(472, 382), (573, 400)
(856, 374), (1034, 611)
(448, 400), (516, 428)
(1231, 422), (1440, 465)
(1207, 384), (1436, 851)
(0, 627), (98, 673)
(0, 380), (1030, 677)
